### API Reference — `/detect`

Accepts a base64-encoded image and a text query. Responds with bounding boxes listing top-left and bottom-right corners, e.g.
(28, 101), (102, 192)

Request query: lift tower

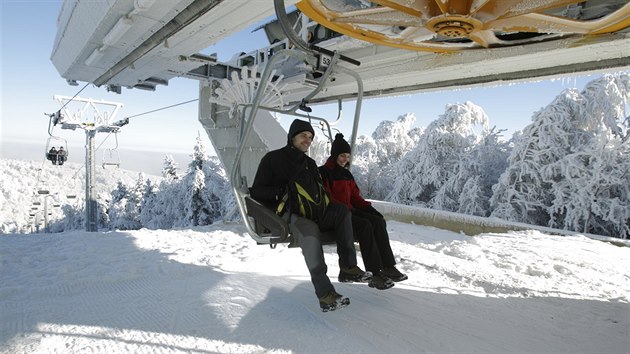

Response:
(51, 95), (125, 231)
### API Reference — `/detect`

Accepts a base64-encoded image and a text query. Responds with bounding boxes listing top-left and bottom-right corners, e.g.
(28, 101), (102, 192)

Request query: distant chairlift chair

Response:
(45, 136), (68, 166)
(45, 111), (69, 166)
(102, 133), (121, 169)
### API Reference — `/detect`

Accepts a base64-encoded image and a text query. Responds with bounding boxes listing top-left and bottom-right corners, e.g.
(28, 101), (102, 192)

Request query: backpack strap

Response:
(276, 192), (289, 216)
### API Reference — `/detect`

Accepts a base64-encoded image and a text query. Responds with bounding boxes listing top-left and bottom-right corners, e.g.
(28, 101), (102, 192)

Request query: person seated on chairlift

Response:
(250, 119), (372, 312)
(57, 146), (67, 165)
(48, 147), (58, 165)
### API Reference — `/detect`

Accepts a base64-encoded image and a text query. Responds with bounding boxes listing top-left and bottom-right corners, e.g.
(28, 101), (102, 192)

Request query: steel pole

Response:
(85, 129), (98, 232)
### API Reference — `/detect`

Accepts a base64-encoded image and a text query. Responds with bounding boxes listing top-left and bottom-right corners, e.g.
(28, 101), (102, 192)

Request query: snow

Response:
(2, 221), (629, 353)
(1, 73), (629, 352)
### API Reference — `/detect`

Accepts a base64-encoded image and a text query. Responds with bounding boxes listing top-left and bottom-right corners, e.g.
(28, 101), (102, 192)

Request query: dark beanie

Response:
(287, 119), (315, 144)
(330, 133), (351, 158)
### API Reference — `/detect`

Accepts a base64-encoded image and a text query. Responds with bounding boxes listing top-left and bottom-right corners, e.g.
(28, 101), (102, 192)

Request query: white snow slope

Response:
(1, 222), (628, 353)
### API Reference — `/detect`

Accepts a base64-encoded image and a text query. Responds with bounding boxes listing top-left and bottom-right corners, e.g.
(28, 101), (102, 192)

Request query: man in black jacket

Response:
(250, 119), (371, 312)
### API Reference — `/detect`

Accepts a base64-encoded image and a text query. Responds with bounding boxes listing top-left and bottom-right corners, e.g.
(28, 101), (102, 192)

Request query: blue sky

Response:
(0, 0), (614, 158)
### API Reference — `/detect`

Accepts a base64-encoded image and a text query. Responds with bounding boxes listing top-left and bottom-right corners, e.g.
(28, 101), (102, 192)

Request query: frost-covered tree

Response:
(372, 113), (417, 167)
(306, 113), (419, 200)
(106, 181), (129, 229)
(365, 113), (419, 199)
(350, 134), (379, 197)
(190, 133), (208, 171)
(309, 134), (331, 165)
(181, 166), (209, 226)
(162, 154), (179, 181)
(491, 72), (630, 238)
(128, 151), (231, 229)
(144, 180), (182, 229)
(453, 128), (511, 216)
(107, 174), (144, 230)
(165, 136), (231, 227)
(200, 156), (231, 222)
(388, 102), (506, 216)
(139, 178), (159, 227)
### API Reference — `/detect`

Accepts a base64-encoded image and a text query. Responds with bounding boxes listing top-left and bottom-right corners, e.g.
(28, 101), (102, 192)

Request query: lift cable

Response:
(121, 98), (198, 120)
(57, 82), (91, 112)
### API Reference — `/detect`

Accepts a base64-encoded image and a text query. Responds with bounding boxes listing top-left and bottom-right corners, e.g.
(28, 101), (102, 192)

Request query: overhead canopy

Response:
(51, 0), (630, 101)
(51, 0), (296, 92)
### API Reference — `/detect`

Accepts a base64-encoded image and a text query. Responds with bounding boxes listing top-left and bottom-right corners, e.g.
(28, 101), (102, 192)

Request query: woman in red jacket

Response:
(319, 134), (408, 288)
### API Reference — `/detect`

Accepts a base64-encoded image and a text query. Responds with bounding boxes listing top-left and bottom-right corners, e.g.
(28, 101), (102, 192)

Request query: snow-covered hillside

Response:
(0, 159), (160, 234)
(1, 222), (628, 353)
(0, 159), (161, 233)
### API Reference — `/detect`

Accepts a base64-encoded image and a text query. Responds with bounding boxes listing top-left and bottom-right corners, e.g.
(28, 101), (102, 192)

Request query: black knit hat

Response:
(287, 119), (315, 144)
(330, 133), (351, 159)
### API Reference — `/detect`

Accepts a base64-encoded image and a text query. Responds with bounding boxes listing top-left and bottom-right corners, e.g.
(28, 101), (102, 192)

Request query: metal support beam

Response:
(94, 0), (224, 87)
(85, 130), (98, 232)
(307, 53), (630, 104)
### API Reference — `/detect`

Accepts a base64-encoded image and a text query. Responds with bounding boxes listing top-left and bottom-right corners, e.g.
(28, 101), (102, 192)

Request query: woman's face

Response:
(336, 153), (351, 167)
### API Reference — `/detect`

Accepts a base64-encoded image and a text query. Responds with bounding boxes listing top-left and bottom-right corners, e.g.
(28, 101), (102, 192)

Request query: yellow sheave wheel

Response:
(296, 0), (630, 53)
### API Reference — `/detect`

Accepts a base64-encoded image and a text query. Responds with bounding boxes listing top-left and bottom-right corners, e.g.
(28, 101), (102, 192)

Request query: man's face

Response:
(292, 131), (313, 152)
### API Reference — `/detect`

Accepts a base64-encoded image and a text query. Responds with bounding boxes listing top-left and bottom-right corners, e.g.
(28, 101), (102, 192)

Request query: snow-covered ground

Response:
(2, 221), (628, 353)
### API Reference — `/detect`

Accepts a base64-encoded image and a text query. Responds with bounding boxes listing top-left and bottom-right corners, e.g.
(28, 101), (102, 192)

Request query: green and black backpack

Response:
(276, 162), (330, 222)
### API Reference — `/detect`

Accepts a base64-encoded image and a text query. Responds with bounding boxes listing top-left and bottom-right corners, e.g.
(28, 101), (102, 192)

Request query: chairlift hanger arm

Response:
(229, 50), (313, 245)
(334, 65), (363, 157)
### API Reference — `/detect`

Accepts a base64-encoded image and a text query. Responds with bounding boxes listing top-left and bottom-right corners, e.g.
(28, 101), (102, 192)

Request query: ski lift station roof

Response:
(51, 0), (630, 103)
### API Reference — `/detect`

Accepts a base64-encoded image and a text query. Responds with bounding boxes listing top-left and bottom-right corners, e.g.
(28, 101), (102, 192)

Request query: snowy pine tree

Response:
(182, 166), (209, 226)
(171, 135), (231, 226)
(147, 180), (183, 229)
(107, 174), (144, 230)
(190, 133), (207, 172)
(139, 178), (159, 227)
(162, 154), (179, 181)
(200, 156), (232, 222)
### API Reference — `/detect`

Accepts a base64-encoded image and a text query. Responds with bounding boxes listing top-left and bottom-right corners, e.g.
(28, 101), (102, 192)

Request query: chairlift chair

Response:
(102, 149), (121, 168)
(44, 111), (69, 165)
(226, 28), (363, 248)
(102, 132), (121, 168)
(45, 136), (69, 165)
(201, 0), (364, 248)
